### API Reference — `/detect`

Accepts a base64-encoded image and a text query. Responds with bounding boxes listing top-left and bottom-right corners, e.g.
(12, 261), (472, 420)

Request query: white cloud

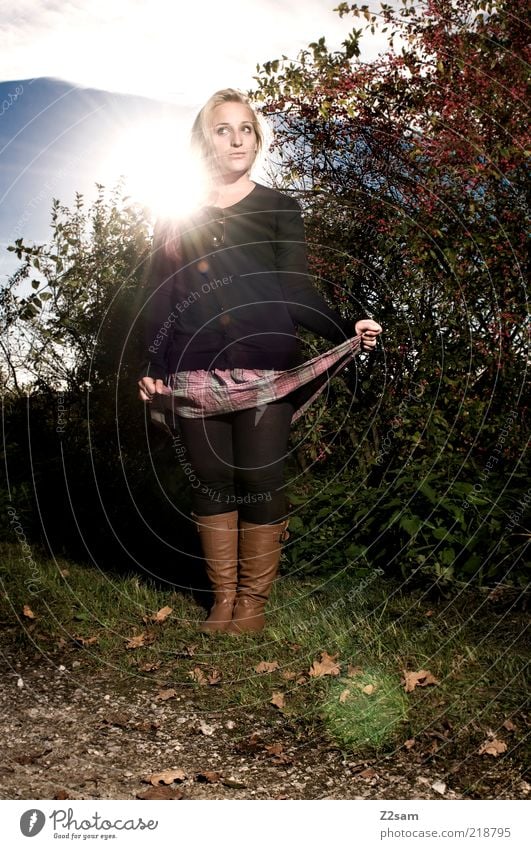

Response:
(0, 0), (394, 104)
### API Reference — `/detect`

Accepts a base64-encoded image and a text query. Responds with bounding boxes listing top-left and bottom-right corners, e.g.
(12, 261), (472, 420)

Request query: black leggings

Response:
(177, 399), (294, 523)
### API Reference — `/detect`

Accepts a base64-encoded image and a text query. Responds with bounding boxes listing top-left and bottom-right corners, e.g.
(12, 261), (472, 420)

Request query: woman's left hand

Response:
(355, 319), (383, 351)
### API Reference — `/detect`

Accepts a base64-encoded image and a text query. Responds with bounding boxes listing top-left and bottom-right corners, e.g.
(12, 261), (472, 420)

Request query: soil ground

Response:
(1, 641), (528, 801)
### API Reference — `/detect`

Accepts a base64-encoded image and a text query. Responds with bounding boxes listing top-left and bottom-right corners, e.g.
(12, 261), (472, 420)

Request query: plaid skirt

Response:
(149, 335), (361, 431)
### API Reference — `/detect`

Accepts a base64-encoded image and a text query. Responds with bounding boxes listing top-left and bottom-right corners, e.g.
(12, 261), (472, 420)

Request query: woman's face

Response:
(208, 101), (257, 178)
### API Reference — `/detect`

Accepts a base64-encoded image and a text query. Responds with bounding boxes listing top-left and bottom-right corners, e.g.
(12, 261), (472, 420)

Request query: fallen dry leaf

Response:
(125, 632), (156, 650)
(346, 664), (363, 677)
(431, 780), (446, 795)
(255, 660), (280, 674)
(402, 669), (439, 692)
(358, 767), (378, 780)
(143, 606), (173, 625)
(309, 651), (340, 678)
(478, 738), (507, 757)
(270, 691), (285, 710)
(137, 786), (184, 800)
(72, 635), (98, 647)
(207, 669), (222, 685)
(53, 789), (73, 800)
(156, 688), (177, 701)
(235, 732), (263, 755)
(362, 683), (376, 695)
(503, 719), (516, 732)
(339, 687), (351, 703)
(99, 712), (130, 728)
(404, 738), (416, 750)
(189, 667), (208, 685)
(22, 605), (35, 619)
(135, 719), (160, 733)
(195, 771), (222, 783)
(264, 743), (293, 765)
(146, 768), (186, 786)
(13, 746), (52, 765)
(139, 661), (161, 672)
(281, 670), (297, 681)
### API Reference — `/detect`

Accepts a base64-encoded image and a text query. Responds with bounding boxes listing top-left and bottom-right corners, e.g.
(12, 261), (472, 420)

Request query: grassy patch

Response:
(1, 542), (528, 758)
(321, 668), (409, 752)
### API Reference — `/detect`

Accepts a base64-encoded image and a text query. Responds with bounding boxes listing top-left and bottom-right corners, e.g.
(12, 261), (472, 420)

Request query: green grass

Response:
(1, 541), (528, 755)
(321, 668), (409, 751)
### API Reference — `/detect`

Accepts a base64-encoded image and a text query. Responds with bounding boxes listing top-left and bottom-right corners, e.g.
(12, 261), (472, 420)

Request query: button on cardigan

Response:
(140, 182), (352, 379)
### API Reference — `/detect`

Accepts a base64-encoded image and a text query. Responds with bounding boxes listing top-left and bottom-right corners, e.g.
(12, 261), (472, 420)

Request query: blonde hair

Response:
(152, 90), (266, 266)
(191, 88), (265, 177)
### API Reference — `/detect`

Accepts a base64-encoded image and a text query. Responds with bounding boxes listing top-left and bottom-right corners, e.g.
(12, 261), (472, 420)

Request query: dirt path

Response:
(1, 643), (527, 801)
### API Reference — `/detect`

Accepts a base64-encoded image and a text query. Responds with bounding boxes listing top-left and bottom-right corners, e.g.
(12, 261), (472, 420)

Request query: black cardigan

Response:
(139, 182), (353, 378)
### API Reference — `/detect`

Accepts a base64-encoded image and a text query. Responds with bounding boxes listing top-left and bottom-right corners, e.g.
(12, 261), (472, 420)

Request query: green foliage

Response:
(1, 3), (528, 591)
(284, 461), (529, 587)
(2, 180), (152, 393)
(254, 0), (529, 586)
(0, 183), (196, 562)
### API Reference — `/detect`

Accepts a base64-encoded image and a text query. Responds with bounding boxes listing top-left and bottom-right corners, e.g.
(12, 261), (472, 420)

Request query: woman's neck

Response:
(206, 174), (255, 209)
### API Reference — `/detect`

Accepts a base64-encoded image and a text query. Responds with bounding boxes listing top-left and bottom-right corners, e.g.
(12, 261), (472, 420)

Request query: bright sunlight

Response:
(99, 116), (207, 220)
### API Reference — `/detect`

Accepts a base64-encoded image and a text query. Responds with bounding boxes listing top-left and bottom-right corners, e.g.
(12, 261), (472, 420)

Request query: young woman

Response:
(138, 89), (382, 635)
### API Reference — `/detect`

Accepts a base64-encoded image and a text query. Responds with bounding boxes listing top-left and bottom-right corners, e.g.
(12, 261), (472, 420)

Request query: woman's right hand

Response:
(138, 376), (171, 403)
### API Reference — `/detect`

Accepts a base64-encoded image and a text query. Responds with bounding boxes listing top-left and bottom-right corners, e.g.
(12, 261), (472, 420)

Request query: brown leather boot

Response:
(227, 519), (290, 634)
(192, 511), (239, 633)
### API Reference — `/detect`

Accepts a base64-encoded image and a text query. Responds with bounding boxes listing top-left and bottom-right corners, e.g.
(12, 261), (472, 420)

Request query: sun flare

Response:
(100, 117), (208, 221)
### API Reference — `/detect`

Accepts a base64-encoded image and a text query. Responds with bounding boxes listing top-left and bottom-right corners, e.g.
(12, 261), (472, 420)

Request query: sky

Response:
(1, 0), (391, 105)
(0, 0), (396, 281)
